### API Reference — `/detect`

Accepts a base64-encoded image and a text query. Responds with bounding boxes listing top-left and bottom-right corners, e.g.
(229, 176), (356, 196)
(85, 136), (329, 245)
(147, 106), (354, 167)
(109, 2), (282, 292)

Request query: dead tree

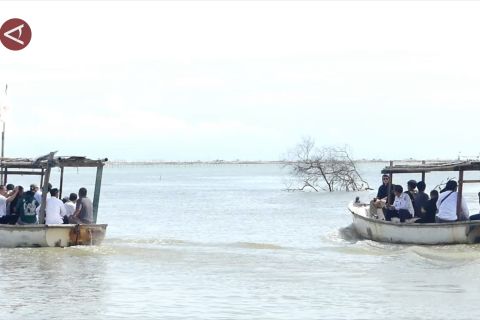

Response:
(285, 137), (370, 192)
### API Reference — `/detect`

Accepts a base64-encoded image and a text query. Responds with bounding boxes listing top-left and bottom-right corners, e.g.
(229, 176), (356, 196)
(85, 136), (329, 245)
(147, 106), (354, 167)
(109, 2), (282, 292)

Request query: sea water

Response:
(0, 163), (479, 319)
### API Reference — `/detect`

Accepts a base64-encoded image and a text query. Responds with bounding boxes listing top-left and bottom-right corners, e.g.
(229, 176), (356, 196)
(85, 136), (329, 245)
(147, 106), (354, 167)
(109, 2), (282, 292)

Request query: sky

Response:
(1, 1), (480, 161)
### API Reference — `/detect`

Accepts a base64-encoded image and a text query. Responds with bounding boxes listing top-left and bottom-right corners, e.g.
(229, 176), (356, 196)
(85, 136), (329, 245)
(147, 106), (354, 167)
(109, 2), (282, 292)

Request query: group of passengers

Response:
(372, 174), (475, 223)
(0, 183), (93, 225)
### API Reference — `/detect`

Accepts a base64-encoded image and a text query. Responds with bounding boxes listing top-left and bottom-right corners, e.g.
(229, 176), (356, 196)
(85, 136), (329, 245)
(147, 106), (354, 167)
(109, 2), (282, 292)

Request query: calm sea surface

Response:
(1, 163), (480, 319)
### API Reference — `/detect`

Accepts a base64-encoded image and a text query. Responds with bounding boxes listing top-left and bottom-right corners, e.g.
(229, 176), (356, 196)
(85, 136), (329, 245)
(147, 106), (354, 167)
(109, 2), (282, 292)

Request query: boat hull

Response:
(348, 204), (480, 245)
(0, 224), (107, 248)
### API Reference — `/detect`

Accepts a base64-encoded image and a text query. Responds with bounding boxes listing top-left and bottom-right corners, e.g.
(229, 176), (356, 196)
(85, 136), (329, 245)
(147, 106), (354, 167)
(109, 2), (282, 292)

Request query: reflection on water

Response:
(1, 164), (480, 319)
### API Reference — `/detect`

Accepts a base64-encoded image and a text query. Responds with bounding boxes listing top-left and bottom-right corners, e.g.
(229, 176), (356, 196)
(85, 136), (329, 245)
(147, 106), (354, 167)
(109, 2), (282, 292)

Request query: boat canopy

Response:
(382, 161), (480, 174)
(0, 152), (108, 224)
(381, 160), (480, 221)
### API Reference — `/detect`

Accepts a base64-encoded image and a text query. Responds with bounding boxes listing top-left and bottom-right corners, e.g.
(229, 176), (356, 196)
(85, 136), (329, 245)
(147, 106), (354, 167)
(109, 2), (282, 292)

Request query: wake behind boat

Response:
(0, 152), (107, 247)
(348, 161), (480, 245)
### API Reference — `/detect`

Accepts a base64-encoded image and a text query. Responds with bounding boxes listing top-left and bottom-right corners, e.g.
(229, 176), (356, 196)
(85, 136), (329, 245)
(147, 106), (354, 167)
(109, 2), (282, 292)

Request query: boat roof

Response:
(0, 154), (108, 169)
(381, 161), (480, 174)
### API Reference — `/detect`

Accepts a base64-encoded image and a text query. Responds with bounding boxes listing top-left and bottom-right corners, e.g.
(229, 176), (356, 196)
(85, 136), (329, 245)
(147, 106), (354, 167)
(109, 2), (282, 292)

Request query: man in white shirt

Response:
(64, 193), (77, 218)
(383, 184), (414, 222)
(436, 180), (469, 222)
(0, 185), (19, 224)
(45, 188), (67, 224)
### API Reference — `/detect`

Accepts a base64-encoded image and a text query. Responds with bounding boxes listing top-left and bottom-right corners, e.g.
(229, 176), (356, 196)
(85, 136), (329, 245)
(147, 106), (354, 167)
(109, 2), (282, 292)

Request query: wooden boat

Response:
(0, 152), (108, 247)
(348, 161), (480, 245)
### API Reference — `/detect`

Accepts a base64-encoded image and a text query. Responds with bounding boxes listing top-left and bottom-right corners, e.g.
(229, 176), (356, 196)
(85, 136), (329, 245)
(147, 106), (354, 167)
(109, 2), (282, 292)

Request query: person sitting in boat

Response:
(415, 190), (438, 223)
(0, 185), (19, 224)
(383, 184), (414, 222)
(376, 175), (394, 204)
(16, 185), (39, 225)
(436, 180), (469, 222)
(45, 188), (67, 224)
(405, 180), (417, 211)
(68, 187), (93, 224)
(63, 192), (77, 224)
(413, 181), (429, 218)
(468, 192), (480, 221)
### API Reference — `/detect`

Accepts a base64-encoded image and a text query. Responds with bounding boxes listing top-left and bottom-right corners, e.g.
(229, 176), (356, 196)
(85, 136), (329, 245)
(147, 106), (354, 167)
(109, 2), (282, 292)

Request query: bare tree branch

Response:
(284, 137), (370, 192)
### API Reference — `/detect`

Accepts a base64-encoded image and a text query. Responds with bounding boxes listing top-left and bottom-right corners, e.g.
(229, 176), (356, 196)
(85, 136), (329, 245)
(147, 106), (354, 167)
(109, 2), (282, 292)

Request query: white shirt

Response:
(35, 190), (50, 205)
(436, 191), (469, 221)
(0, 195), (6, 217)
(64, 201), (76, 217)
(393, 193), (414, 215)
(45, 197), (67, 224)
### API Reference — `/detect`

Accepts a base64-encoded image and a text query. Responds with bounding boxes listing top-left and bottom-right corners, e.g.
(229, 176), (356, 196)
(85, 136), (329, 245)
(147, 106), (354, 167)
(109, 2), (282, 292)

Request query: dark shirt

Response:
(16, 191), (39, 224)
(377, 184), (395, 205)
(377, 184), (389, 199)
(423, 198), (437, 223)
(414, 192), (430, 218)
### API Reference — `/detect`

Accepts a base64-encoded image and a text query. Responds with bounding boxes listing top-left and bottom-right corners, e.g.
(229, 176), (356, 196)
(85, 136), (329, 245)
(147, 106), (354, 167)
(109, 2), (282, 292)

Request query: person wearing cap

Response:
(436, 180), (469, 222)
(383, 184), (415, 222)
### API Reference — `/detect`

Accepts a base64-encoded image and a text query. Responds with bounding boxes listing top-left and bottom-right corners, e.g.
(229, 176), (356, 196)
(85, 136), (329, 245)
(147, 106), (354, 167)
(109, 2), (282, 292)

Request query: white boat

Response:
(0, 152), (108, 247)
(348, 202), (480, 244)
(348, 161), (480, 245)
(0, 223), (107, 247)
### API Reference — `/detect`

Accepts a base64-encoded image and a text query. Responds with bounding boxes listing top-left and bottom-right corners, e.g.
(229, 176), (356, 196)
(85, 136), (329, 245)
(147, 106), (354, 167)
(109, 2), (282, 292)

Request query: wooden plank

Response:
(461, 180), (480, 184)
(382, 161), (480, 174)
(0, 171), (44, 176)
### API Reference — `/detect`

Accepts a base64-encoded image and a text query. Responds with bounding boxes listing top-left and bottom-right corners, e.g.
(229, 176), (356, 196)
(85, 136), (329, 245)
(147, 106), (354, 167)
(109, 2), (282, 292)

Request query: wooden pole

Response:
(59, 166), (64, 199)
(421, 160), (425, 182)
(92, 164), (103, 223)
(387, 161), (393, 204)
(456, 170), (464, 220)
(38, 152), (54, 224)
(40, 168), (44, 186)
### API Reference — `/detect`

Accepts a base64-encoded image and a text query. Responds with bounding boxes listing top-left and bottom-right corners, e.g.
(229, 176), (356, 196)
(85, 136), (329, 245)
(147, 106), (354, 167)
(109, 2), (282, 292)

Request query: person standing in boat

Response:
(383, 185), (414, 222)
(16, 185), (39, 225)
(69, 187), (93, 224)
(0, 185), (19, 224)
(436, 180), (469, 222)
(44, 188), (67, 224)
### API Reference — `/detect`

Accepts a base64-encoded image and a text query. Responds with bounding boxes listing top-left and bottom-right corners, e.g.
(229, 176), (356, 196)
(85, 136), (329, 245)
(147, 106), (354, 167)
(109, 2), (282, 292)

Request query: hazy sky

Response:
(1, 1), (480, 161)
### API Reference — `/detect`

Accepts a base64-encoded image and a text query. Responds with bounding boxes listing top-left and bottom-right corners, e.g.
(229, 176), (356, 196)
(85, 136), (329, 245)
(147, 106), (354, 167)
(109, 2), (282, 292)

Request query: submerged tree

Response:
(285, 137), (370, 192)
